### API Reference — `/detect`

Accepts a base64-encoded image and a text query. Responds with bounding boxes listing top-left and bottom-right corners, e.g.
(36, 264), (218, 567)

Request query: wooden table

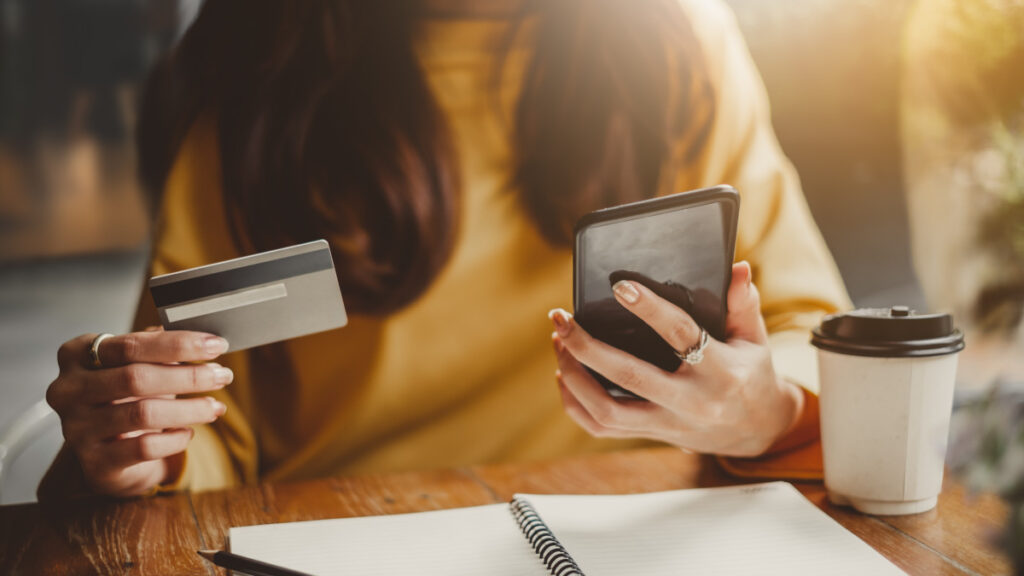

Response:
(0, 447), (1011, 575)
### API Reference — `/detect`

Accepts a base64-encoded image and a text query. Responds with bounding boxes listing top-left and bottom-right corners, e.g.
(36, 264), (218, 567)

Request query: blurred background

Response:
(0, 0), (1021, 504)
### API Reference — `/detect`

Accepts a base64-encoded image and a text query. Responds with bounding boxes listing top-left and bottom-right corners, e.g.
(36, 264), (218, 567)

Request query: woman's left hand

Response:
(550, 261), (804, 457)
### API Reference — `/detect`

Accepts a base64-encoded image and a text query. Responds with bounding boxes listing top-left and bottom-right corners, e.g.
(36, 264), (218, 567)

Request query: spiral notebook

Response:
(228, 482), (904, 575)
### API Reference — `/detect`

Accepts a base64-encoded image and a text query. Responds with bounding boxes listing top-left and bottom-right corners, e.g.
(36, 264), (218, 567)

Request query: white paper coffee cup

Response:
(811, 306), (964, 515)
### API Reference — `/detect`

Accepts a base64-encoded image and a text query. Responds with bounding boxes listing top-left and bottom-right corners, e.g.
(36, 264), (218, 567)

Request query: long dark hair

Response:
(138, 0), (713, 315)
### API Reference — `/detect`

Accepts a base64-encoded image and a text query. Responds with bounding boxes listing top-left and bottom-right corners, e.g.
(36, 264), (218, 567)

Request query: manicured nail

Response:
(548, 309), (573, 337)
(612, 280), (640, 304)
(204, 336), (229, 356)
(211, 365), (234, 386)
(208, 398), (227, 417)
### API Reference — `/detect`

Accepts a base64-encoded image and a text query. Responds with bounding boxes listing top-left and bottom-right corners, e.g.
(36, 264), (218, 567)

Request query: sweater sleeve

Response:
(132, 115), (261, 492)
(37, 116), (260, 501)
(679, 0), (851, 388)
(677, 0), (852, 477)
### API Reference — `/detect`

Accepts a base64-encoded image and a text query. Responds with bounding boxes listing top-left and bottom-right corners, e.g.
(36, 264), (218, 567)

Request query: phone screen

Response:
(574, 192), (736, 398)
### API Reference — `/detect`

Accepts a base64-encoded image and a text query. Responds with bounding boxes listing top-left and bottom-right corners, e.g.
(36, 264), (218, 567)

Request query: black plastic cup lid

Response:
(811, 306), (965, 358)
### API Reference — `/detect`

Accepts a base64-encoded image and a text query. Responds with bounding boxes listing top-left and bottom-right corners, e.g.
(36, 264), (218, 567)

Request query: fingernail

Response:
(612, 280), (640, 304)
(211, 365), (234, 386)
(208, 397), (227, 417)
(742, 261), (752, 288)
(204, 336), (229, 356)
(548, 309), (573, 337)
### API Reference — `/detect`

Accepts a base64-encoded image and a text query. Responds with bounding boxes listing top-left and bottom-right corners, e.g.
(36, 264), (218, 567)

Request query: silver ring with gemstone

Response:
(675, 328), (709, 366)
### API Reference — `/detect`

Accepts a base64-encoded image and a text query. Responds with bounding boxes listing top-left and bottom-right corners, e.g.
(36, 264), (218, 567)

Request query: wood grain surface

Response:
(0, 447), (1011, 575)
(0, 492), (206, 576)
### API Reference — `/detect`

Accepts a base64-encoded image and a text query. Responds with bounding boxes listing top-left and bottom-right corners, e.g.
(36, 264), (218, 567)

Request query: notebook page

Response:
(229, 503), (548, 576)
(520, 482), (904, 576)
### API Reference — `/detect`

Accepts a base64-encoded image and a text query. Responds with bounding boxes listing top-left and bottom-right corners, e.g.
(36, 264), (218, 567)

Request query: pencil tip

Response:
(197, 550), (217, 560)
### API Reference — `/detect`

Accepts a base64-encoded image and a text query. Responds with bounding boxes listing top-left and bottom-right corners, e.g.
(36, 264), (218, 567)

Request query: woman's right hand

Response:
(46, 330), (233, 498)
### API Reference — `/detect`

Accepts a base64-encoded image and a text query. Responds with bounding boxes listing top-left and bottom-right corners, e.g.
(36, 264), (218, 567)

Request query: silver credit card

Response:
(149, 240), (348, 352)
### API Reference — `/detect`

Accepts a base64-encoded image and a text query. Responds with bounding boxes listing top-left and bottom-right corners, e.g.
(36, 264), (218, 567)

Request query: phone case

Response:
(572, 185), (740, 399)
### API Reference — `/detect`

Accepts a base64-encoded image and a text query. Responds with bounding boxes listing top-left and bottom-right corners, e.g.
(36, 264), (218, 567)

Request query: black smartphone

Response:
(572, 185), (740, 399)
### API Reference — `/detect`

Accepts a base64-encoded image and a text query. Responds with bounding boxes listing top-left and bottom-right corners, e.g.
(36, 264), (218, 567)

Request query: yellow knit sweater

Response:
(41, 0), (850, 497)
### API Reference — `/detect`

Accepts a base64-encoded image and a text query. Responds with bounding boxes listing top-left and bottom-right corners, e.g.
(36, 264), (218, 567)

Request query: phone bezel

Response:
(572, 184), (741, 346)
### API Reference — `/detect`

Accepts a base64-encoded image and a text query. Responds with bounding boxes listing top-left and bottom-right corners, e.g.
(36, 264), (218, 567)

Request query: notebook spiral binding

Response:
(510, 498), (584, 576)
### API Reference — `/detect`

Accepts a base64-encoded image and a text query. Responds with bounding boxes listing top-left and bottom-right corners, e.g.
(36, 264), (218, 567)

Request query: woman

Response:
(41, 0), (849, 499)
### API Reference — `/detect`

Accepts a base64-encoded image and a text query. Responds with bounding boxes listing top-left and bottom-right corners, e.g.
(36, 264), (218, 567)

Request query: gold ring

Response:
(675, 328), (709, 366)
(89, 333), (115, 369)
